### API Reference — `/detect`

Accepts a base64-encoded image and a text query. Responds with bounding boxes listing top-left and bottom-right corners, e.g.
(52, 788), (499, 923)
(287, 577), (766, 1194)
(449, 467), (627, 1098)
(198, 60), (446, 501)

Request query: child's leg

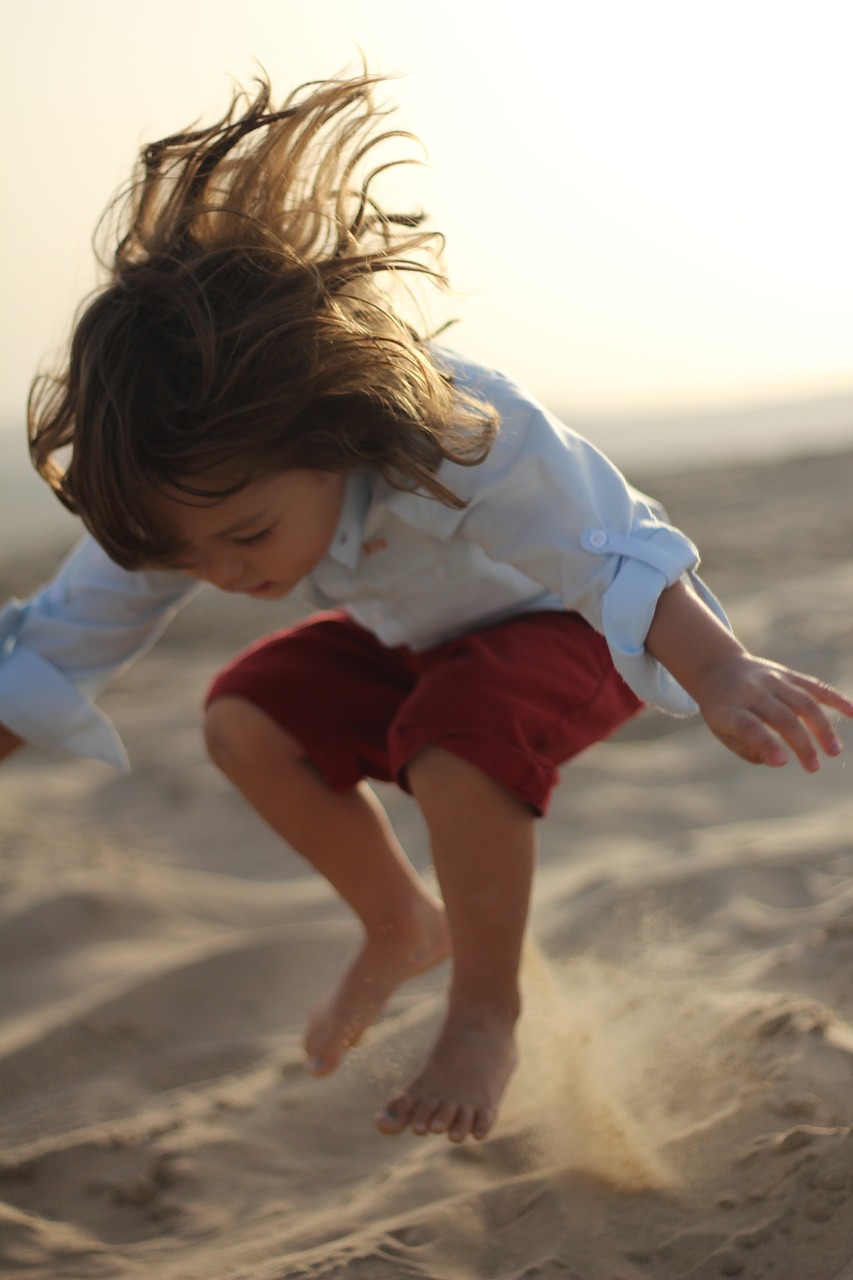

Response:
(204, 610), (638, 1143)
(377, 745), (535, 1143)
(204, 697), (449, 1072)
(373, 613), (639, 1141)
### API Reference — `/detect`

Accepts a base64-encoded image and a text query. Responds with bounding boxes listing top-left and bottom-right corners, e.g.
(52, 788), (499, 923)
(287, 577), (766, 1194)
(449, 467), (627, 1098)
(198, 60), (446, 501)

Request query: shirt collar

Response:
(327, 473), (372, 569)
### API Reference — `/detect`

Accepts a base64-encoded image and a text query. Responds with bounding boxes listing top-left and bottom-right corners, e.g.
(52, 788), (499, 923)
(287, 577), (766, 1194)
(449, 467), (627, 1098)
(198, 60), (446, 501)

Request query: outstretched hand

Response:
(692, 653), (853, 772)
(644, 580), (853, 772)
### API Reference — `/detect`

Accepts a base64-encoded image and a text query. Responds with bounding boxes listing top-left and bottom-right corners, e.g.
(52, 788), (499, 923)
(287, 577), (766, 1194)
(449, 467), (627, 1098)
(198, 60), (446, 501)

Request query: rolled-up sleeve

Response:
(449, 399), (729, 715)
(577, 524), (725, 713)
(0, 536), (197, 767)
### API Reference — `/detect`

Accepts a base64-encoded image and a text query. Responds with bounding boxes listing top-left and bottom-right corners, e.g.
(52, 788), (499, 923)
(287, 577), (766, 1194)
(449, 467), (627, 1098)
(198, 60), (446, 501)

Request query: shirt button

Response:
(588, 529), (608, 549)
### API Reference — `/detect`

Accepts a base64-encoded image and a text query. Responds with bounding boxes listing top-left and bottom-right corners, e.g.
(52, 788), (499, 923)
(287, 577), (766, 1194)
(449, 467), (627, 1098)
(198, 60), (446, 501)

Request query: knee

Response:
(204, 697), (254, 774)
(204, 696), (296, 778)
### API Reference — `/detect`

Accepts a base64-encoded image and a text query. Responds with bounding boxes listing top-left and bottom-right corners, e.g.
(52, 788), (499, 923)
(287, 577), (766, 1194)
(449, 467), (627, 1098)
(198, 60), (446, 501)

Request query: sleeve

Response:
(0, 535), (199, 768)
(447, 400), (730, 716)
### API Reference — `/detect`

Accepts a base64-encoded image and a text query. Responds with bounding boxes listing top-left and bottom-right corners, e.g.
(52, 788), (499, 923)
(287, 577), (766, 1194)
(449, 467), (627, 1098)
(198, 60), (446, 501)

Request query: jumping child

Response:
(0, 72), (850, 1144)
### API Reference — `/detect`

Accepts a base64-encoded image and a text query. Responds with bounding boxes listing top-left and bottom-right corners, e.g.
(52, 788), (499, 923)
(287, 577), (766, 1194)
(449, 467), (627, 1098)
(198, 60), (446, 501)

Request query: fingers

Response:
(785, 675), (853, 758)
(717, 669), (850, 772)
(788, 672), (853, 720)
(777, 679), (846, 761)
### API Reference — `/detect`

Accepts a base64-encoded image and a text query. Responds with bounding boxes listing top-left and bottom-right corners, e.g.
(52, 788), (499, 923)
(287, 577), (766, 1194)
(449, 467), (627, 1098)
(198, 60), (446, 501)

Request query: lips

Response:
(244, 581), (294, 599)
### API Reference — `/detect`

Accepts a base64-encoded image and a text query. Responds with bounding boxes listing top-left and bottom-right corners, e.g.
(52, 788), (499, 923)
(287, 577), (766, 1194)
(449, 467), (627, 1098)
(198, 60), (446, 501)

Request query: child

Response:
(0, 72), (849, 1145)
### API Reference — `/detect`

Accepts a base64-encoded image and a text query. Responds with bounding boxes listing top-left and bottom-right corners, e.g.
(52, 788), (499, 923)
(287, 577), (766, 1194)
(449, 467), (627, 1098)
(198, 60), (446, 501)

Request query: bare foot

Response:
(376, 1008), (519, 1143)
(304, 899), (449, 1075)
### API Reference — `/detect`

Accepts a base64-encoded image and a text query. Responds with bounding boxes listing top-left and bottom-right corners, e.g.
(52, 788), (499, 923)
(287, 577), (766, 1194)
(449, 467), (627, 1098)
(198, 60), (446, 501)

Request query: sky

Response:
(2, 0), (852, 450)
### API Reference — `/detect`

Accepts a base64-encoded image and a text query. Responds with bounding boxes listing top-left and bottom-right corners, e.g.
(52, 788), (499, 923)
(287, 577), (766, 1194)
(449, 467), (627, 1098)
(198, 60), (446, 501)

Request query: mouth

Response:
(244, 581), (289, 598)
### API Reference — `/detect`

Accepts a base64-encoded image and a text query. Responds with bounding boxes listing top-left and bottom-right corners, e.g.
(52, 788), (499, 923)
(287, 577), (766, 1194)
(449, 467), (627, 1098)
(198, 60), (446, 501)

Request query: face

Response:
(158, 470), (346, 598)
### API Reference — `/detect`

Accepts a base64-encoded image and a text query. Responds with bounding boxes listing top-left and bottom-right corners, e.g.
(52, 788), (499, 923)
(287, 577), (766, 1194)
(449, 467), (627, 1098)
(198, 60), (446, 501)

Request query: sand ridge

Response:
(1, 445), (852, 1279)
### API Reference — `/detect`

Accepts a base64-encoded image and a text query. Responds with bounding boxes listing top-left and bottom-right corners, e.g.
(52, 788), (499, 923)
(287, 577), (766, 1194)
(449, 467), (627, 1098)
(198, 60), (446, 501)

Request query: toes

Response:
(377, 1084), (501, 1142)
(448, 1103), (476, 1143)
(472, 1105), (496, 1141)
(376, 1093), (415, 1134)
(377, 1093), (497, 1142)
(304, 1010), (363, 1076)
(446, 1103), (494, 1142)
(305, 1054), (336, 1076)
(303, 1029), (341, 1076)
(428, 1101), (459, 1134)
(410, 1097), (443, 1136)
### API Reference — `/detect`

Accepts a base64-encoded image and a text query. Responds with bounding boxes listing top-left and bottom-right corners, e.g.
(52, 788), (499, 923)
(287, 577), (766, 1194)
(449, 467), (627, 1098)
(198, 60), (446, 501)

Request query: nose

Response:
(195, 548), (247, 592)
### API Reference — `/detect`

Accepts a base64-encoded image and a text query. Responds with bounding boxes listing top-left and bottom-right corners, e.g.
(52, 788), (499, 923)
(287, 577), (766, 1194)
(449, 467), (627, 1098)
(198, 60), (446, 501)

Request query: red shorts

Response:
(205, 610), (642, 815)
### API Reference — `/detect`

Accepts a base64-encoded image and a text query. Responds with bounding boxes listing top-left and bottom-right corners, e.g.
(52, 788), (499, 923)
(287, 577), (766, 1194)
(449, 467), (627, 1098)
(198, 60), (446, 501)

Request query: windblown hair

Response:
(28, 71), (499, 569)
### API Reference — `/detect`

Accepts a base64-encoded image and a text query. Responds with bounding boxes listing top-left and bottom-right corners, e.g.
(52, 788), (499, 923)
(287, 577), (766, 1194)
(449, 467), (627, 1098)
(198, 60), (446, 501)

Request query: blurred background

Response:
(2, 0), (852, 551)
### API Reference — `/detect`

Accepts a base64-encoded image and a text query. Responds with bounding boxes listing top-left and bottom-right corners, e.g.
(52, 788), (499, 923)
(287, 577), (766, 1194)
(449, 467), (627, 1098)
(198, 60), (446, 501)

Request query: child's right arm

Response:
(0, 535), (198, 768)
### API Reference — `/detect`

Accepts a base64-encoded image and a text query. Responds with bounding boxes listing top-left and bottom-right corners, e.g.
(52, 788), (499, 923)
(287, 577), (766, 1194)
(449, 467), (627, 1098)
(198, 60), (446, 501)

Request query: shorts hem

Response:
(205, 684), (368, 792)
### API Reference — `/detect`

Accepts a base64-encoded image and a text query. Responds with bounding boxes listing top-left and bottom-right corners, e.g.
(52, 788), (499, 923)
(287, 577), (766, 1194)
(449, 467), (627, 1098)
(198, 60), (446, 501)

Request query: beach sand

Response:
(1, 446), (852, 1280)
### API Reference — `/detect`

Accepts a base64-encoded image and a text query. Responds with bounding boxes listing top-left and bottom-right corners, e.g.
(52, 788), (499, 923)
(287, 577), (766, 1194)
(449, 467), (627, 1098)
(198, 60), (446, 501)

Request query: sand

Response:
(1, 445), (852, 1280)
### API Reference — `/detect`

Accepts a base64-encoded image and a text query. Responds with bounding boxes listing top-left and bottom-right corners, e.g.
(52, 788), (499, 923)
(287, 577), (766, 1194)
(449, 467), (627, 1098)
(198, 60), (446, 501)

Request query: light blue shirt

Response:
(0, 350), (728, 769)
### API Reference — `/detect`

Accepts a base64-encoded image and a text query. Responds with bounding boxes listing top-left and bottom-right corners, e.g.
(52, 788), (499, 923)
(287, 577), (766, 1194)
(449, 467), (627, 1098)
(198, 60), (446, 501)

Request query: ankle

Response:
(446, 991), (522, 1029)
(362, 896), (448, 944)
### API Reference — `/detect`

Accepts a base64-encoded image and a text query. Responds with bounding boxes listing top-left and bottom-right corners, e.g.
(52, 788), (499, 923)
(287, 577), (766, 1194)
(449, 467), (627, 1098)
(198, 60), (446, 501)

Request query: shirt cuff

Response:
(581, 525), (731, 716)
(0, 645), (129, 769)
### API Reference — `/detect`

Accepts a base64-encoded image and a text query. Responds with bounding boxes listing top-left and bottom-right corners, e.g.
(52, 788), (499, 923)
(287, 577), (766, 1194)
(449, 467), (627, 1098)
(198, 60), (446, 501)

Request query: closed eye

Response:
(233, 527), (272, 547)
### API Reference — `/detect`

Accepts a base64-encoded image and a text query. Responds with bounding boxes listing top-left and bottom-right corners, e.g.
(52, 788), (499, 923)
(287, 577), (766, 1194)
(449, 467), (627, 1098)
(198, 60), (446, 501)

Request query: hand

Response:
(693, 653), (853, 772)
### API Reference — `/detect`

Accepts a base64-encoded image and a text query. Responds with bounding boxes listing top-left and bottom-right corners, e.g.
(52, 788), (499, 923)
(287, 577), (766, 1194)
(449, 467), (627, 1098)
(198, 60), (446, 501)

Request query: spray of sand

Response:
(501, 940), (675, 1193)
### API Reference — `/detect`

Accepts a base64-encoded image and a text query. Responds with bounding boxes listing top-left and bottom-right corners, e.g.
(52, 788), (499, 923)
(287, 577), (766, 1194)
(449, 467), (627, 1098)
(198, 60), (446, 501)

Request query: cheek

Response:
(306, 527), (334, 566)
(268, 531), (323, 576)
(303, 510), (342, 563)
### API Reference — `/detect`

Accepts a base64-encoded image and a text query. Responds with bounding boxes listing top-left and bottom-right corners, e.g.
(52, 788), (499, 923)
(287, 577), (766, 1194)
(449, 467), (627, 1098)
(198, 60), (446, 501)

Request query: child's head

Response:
(29, 72), (497, 570)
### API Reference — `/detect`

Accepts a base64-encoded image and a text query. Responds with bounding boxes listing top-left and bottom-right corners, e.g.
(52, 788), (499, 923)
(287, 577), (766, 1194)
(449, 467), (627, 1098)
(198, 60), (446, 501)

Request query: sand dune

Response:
(1, 446), (852, 1279)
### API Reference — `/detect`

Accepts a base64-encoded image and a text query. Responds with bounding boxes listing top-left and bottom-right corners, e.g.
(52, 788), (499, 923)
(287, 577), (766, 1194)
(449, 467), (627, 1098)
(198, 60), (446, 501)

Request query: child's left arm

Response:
(645, 578), (853, 771)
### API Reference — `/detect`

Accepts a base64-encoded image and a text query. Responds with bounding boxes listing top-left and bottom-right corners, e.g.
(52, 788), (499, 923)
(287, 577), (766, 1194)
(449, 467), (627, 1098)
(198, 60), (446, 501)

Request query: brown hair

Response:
(28, 71), (498, 569)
